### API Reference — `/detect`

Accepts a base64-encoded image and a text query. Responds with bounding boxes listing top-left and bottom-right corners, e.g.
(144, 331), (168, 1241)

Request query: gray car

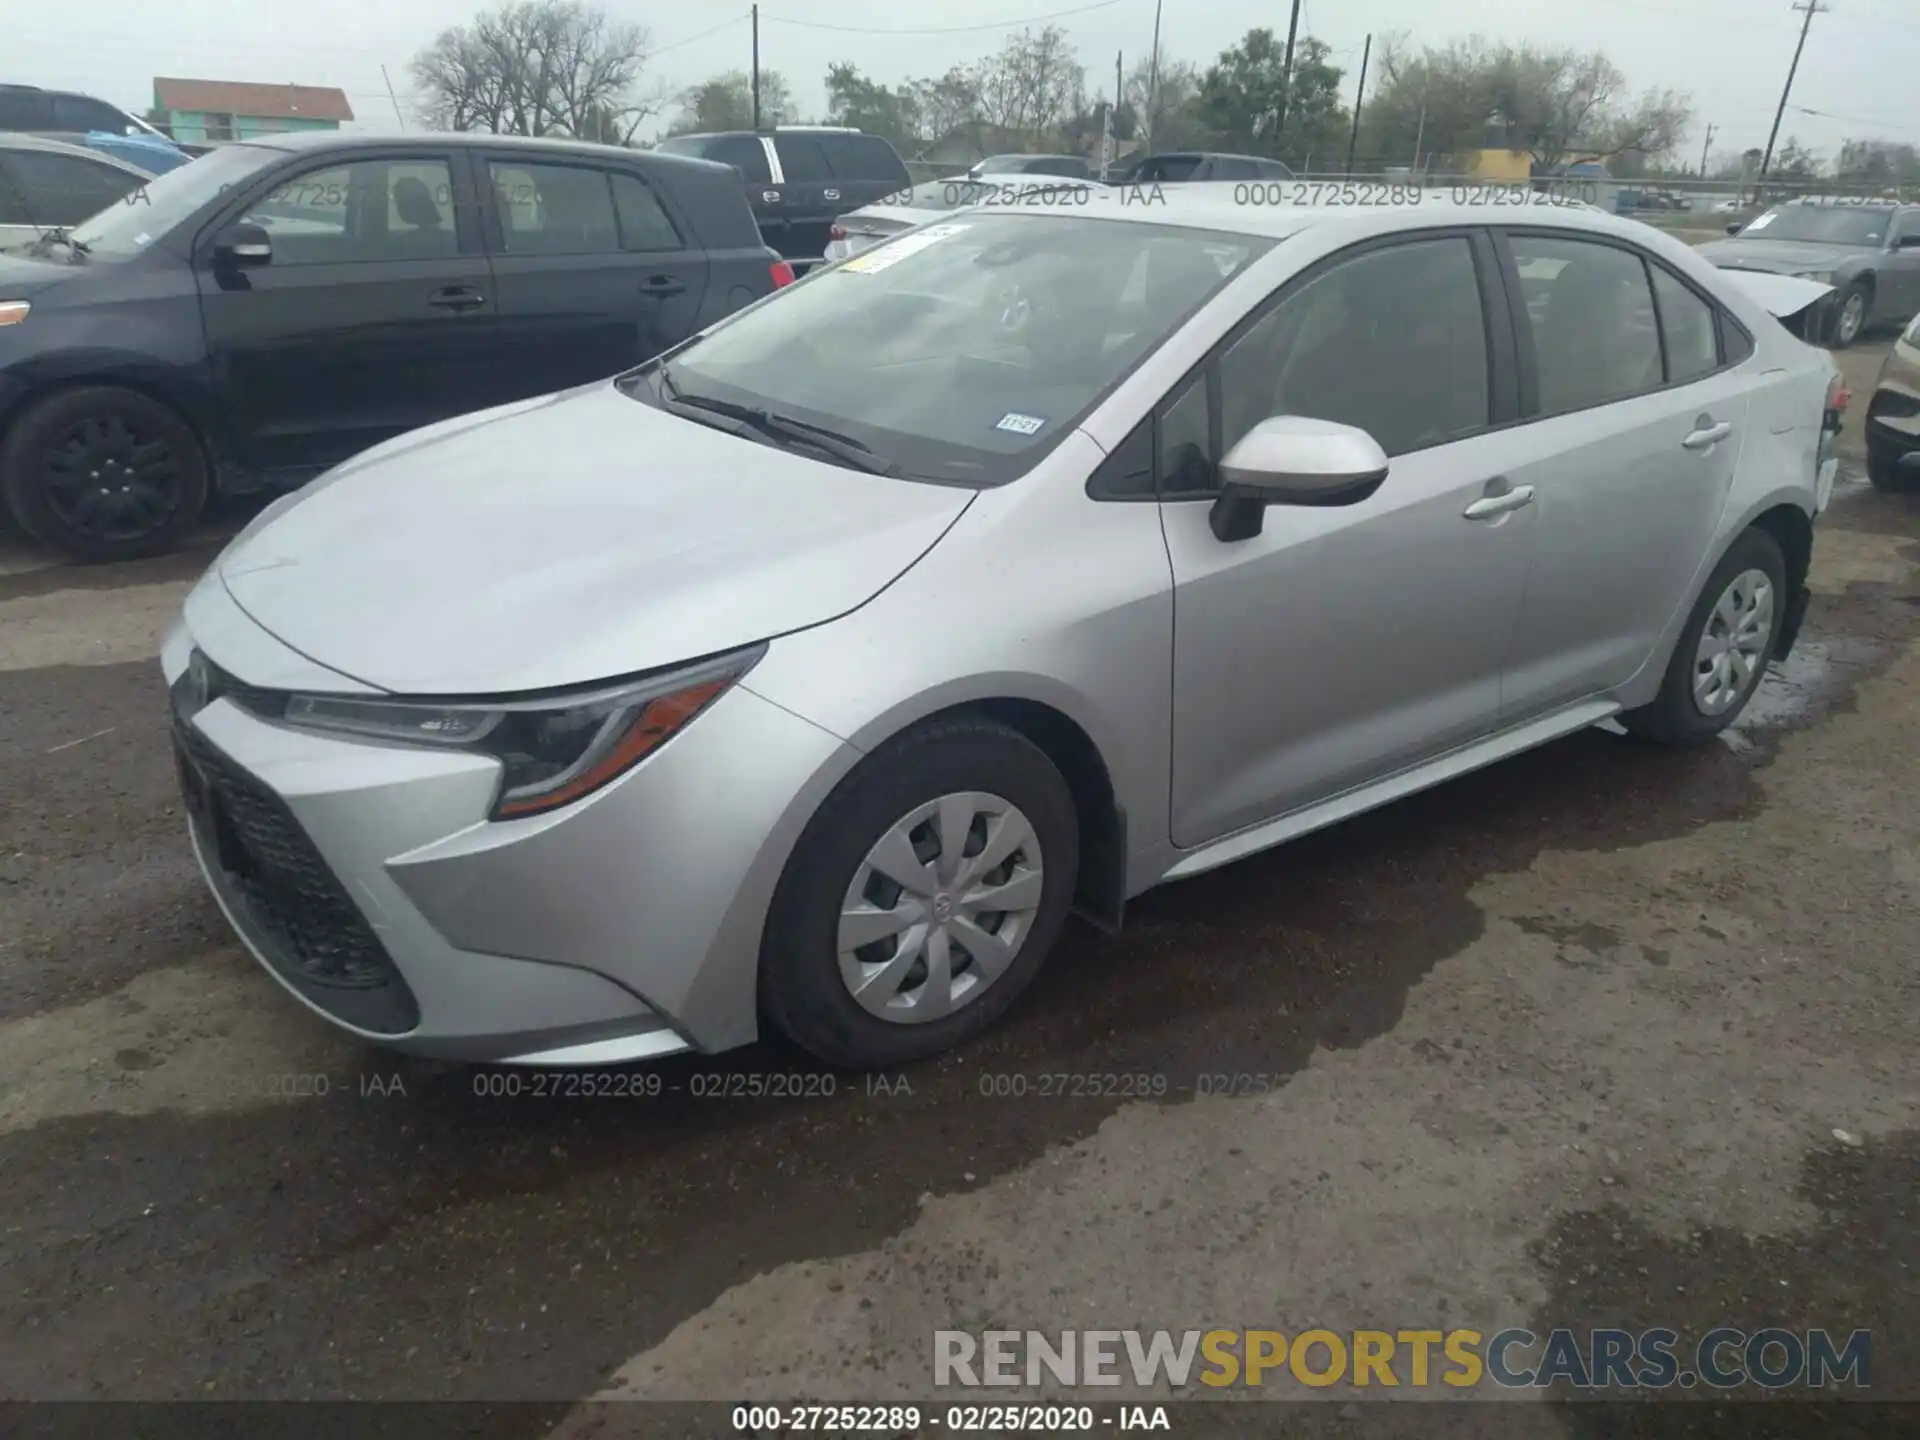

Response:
(1697, 198), (1920, 347)
(164, 191), (1840, 1069)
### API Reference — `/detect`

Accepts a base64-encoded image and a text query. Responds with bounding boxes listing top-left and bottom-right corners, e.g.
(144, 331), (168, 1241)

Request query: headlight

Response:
(273, 647), (762, 819)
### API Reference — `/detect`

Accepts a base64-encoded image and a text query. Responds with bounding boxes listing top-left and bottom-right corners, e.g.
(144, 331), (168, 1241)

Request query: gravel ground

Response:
(0, 342), (1913, 1436)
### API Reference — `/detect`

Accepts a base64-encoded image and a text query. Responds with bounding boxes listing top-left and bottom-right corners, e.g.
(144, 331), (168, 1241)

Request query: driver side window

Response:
(1157, 235), (1492, 497)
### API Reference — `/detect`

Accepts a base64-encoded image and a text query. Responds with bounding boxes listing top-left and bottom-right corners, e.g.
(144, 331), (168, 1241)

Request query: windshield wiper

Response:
(656, 364), (897, 476)
(30, 227), (90, 259)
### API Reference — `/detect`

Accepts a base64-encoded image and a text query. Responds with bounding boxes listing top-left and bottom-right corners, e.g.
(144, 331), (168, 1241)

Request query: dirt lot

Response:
(0, 341), (1915, 1434)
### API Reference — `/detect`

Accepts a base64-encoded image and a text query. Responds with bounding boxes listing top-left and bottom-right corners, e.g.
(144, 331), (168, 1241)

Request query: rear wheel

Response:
(759, 716), (1079, 1068)
(0, 386), (208, 561)
(1621, 528), (1786, 747)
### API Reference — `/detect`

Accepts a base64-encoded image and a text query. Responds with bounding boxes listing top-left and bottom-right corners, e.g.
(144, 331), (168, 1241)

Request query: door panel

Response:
(1496, 231), (1751, 719)
(198, 151), (492, 478)
(1165, 232), (1533, 848)
(1498, 379), (1750, 717)
(479, 157), (709, 394)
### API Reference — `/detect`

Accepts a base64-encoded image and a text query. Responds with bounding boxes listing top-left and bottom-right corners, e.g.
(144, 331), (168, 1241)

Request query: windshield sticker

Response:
(133, 233), (152, 247)
(995, 412), (1047, 436)
(1743, 212), (1775, 231)
(840, 223), (970, 274)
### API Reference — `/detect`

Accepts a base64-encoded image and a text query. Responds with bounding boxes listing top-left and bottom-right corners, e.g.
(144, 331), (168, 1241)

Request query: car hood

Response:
(217, 382), (975, 695)
(0, 248), (82, 293)
(1695, 238), (1860, 272)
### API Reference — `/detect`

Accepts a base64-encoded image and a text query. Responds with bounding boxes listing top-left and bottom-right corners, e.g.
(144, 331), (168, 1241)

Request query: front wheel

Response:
(1830, 282), (1870, 349)
(0, 385), (209, 561)
(1621, 528), (1787, 747)
(759, 716), (1080, 1068)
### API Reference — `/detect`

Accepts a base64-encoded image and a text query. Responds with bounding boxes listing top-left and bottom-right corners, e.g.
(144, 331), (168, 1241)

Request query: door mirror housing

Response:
(1896, 233), (1920, 250)
(213, 222), (272, 268)
(1208, 416), (1390, 542)
(1726, 221), (1743, 235)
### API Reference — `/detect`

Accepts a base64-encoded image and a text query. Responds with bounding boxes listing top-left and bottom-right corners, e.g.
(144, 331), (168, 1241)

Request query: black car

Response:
(0, 130), (794, 559)
(656, 127), (911, 261)
(0, 82), (184, 148)
(1122, 152), (1297, 184)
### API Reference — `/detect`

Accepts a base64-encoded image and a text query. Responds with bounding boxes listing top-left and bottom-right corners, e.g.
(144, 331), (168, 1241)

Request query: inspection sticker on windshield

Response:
(841, 223), (969, 274)
(995, 412), (1047, 435)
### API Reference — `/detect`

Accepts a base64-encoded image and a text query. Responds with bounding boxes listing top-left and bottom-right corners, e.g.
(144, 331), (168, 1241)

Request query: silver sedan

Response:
(166, 191), (1840, 1069)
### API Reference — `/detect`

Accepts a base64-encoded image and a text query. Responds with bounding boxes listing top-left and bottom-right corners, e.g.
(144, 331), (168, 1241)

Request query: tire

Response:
(1621, 528), (1788, 747)
(0, 386), (209, 561)
(1829, 281), (1871, 349)
(1867, 432), (1917, 494)
(759, 716), (1080, 1069)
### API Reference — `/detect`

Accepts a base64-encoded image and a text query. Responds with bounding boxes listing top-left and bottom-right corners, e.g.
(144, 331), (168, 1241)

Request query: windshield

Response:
(642, 212), (1270, 486)
(1738, 204), (1893, 246)
(69, 144), (283, 257)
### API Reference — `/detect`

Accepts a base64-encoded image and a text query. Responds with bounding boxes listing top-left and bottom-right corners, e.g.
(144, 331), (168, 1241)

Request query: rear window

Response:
(0, 90), (51, 129)
(1140, 156), (1203, 183)
(658, 134), (769, 184)
(822, 133), (909, 185)
(773, 134), (832, 182)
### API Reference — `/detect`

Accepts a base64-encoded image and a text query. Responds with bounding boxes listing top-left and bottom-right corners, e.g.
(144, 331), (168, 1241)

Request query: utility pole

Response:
(1110, 50), (1122, 179)
(1145, 0), (1163, 152)
(380, 64), (405, 131)
(1274, 0), (1303, 146)
(1345, 34), (1371, 175)
(751, 4), (761, 131)
(1698, 122), (1716, 177)
(1759, 1), (1826, 187)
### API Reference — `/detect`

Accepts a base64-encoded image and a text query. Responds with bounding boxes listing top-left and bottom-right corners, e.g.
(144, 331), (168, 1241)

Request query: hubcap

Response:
(1838, 292), (1865, 343)
(837, 791), (1044, 1024)
(40, 411), (181, 543)
(1692, 567), (1775, 716)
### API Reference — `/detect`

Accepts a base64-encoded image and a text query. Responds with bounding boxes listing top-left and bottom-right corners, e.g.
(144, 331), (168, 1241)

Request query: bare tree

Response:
(665, 71), (793, 135)
(972, 26), (1085, 145)
(1124, 50), (1203, 150)
(410, 0), (656, 141)
(905, 67), (981, 150)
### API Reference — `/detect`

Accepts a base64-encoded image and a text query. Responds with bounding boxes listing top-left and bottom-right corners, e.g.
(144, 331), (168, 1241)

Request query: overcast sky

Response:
(11, 0), (1918, 162)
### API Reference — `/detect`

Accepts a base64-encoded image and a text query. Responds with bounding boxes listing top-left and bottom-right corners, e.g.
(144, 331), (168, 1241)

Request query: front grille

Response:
(174, 709), (420, 1034)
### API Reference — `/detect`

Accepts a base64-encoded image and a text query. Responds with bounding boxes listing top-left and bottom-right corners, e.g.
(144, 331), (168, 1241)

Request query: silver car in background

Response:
(1697, 197), (1920, 347)
(166, 191), (1839, 1070)
(824, 176), (1103, 262)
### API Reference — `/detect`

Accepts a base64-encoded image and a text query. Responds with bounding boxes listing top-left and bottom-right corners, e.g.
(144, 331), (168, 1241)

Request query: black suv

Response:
(656, 127), (911, 261)
(1123, 153), (1296, 184)
(0, 131), (793, 559)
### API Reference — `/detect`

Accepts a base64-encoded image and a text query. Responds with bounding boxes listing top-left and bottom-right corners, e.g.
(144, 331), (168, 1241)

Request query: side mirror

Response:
(1208, 416), (1390, 543)
(1897, 234), (1920, 250)
(1726, 221), (1743, 235)
(213, 222), (272, 268)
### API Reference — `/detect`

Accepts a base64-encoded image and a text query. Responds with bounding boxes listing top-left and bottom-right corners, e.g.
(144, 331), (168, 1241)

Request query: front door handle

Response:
(1463, 483), (1535, 520)
(429, 286), (486, 311)
(1683, 419), (1734, 450)
(638, 274), (687, 298)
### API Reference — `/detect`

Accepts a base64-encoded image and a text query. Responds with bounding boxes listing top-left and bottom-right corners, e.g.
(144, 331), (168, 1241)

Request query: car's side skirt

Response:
(1153, 698), (1622, 886)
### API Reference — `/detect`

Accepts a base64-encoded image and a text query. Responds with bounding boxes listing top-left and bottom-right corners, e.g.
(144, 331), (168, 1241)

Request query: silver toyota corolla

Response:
(165, 190), (1841, 1069)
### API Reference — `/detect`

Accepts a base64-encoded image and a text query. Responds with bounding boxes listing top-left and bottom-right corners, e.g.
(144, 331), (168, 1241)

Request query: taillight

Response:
(1824, 374), (1850, 432)
(769, 259), (796, 288)
(829, 224), (847, 240)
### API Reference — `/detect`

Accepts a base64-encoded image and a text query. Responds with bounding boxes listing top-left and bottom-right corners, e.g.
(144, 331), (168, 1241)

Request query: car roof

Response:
(244, 129), (687, 162)
(977, 183), (1620, 241)
(0, 129), (153, 175)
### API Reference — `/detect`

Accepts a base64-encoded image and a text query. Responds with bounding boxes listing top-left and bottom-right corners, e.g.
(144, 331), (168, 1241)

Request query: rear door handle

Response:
(1683, 420), (1733, 450)
(429, 286), (486, 311)
(638, 274), (687, 298)
(1463, 484), (1535, 520)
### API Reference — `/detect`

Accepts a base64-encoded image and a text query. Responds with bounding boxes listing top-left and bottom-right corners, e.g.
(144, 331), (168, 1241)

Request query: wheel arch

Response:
(1, 368), (222, 487)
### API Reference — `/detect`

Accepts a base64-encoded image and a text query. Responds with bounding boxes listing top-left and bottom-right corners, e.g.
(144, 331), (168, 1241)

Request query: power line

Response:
(653, 15), (751, 57)
(760, 0), (1126, 36)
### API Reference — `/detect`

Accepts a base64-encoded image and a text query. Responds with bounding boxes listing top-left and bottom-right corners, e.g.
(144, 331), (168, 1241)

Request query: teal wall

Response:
(163, 110), (339, 143)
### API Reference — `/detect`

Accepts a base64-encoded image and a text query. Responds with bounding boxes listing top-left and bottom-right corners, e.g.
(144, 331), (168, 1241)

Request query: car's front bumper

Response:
(163, 586), (859, 1063)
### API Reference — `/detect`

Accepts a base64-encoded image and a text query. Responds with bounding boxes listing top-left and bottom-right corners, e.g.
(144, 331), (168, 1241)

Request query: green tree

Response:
(666, 70), (792, 134)
(824, 63), (919, 153)
(1196, 30), (1347, 168)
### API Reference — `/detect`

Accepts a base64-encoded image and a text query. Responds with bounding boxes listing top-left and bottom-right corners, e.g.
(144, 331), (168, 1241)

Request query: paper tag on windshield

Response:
(1743, 212), (1774, 230)
(996, 412), (1046, 435)
(841, 223), (968, 274)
